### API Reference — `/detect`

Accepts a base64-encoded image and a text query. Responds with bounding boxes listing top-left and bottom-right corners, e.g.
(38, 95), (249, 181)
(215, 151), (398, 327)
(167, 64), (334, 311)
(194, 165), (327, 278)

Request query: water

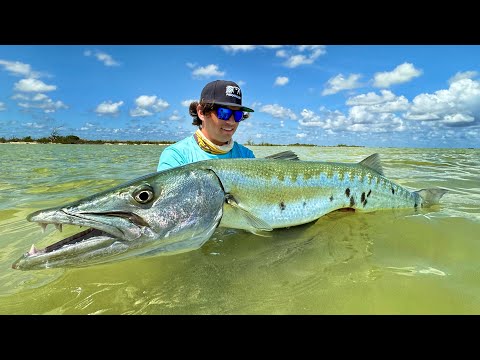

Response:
(0, 144), (478, 314)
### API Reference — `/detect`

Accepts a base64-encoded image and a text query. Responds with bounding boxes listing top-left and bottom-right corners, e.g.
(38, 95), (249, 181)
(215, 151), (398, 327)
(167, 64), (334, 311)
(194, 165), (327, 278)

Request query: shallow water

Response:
(0, 144), (478, 314)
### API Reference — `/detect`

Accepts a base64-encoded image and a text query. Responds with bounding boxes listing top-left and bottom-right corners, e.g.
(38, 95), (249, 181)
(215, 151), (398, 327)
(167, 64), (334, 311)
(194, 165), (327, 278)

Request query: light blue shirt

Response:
(157, 135), (255, 171)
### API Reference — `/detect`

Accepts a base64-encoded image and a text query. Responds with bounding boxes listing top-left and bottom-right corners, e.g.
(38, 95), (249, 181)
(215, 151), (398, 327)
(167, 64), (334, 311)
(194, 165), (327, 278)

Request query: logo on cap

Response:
(225, 85), (241, 100)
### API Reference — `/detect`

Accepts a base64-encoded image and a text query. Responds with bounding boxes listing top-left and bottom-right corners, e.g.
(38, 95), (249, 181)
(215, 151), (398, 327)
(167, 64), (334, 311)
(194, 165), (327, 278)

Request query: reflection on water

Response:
(0, 144), (479, 314)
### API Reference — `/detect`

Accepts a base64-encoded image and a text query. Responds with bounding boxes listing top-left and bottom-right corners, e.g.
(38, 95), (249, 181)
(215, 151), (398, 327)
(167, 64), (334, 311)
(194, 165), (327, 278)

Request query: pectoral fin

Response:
(225, 194), (273, 232)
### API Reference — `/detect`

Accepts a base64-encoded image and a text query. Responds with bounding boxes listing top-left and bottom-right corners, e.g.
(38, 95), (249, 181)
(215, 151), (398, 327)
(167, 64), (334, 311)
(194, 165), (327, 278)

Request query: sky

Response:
(0, 45), (479, 148)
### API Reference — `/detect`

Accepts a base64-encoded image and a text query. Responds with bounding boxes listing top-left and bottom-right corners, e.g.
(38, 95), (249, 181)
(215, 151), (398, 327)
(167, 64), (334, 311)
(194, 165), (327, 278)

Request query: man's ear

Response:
(197, 105), (206, 121)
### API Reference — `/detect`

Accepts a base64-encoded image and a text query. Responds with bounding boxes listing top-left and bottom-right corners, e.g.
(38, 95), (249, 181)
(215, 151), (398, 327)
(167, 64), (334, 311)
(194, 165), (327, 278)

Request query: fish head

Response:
(12, 165), (225, 270)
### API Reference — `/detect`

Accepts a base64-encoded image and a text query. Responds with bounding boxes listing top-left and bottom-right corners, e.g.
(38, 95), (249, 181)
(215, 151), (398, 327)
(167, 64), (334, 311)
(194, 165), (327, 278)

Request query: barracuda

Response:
(12, 153), (447, 270)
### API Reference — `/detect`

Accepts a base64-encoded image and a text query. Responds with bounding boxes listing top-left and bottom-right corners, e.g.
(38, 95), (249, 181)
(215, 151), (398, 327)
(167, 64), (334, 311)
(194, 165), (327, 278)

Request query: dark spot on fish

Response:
(367, 189), (371, 197)
(345, 188), (350, 197)
(303, 201), (306, 207)
(391, 187), (395, 195)
(280, 202), (286, 211)
(350, 196), (355, 207)
(414, 203), (418, 208)
(329, 196), (333, 202)
(363, 199), (367, 207)
(361, 192), (366, 203)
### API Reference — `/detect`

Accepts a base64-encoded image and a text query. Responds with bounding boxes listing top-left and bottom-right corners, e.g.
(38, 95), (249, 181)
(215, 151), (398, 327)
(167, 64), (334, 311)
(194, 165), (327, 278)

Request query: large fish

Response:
(12, 152), (447, 270)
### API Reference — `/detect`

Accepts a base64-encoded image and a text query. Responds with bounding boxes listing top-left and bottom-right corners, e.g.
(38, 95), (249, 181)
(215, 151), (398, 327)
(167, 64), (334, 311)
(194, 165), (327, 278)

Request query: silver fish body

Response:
(12, 153), (447, 270)
(213, 155), (446, 232)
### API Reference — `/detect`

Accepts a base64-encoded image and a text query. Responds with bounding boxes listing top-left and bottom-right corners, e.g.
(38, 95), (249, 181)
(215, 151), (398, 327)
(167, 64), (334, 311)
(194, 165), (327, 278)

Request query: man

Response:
(157, 80), (255, 171)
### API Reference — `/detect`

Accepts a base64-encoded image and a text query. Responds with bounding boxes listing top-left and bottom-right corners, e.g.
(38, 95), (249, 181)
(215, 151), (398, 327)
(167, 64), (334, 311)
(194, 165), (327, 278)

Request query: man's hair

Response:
(189, 101), (250, 127)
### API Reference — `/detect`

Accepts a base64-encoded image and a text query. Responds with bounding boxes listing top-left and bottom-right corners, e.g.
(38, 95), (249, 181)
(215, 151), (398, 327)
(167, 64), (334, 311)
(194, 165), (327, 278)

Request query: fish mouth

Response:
(17, 210), (149, 261)
(32, 227), (111, 256)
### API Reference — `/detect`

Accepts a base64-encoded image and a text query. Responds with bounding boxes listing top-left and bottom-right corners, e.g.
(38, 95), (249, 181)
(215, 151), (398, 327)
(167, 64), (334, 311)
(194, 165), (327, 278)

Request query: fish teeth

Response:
(40, 223), (47, 233)
(55, 223), (63, 232)
(28, 244), (38, 255)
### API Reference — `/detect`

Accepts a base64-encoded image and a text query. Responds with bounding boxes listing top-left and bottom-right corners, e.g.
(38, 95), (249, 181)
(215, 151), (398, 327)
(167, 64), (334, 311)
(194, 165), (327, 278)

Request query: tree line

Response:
(0, 134), (175, 145)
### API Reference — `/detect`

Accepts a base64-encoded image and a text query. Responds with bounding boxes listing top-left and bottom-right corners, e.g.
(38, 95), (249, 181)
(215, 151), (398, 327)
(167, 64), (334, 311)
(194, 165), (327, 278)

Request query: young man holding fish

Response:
(157, 80), (255, 171)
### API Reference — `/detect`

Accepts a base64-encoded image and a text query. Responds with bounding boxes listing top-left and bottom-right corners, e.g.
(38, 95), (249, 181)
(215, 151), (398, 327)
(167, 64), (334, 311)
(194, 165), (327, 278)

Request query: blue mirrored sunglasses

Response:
(216, 107), (245, 122)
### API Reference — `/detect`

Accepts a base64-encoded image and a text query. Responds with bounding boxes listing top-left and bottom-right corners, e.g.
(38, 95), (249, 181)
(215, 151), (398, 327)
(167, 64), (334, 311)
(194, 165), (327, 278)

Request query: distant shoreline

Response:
(0, 134), (365, 147)
(0, 141), (364, 148)
(0, 141), (173, 146)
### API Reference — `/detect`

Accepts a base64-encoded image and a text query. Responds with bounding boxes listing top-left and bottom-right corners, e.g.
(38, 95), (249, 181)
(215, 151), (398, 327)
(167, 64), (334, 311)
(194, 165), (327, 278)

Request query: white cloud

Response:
(169, 110), (182, 121)
(448, 71), (478, 84)
(181, 99), (197, 107)
(277, 45), (326, 68)
(84, 49), (120, 66)
(135, 95), (157, 107)
(347, 91), (409, 113)
(367, 97), (409, 113)
(220, 45), (257, 53)
(346, 90), (396, 105)
(18, 97), (67, 113)
(299, 108), (348, 129)
(0, 59), (42, 78)
(13, 92), (67, 114)
(220, 45), (283, 54)
(130, 95), (169, 117)
(403, 112), (440, 121)
(32, 93), (48, 101)
(95, 100), (124, 116)
(373, 62), (422, 88)
(322, 73), (362, 95)
(25, 122), (47, 129)
(347, 107), (405, 132)
(191, 64), (225, 78)
(260, 104), (297, 120)
(282, 46), (326, 68)
(406, 78), (480, 126)
(0, 102), (5, 111)
(11, 94), (29, 100)
(147, 98), (168, 111)
(443, 113), (475, 125)
(296, 133), (307, 138)
(130, 108), (153, 117)
(14, 78), (56, 92)
(218, 45), (326, 68)
(297, 105), (406, 134)
(274, 76), (289, 86)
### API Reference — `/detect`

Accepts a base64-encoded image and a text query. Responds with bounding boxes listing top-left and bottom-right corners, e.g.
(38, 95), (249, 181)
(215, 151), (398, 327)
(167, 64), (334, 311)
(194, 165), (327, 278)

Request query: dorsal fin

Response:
(264, 150), (299, 161)
(359, 153), (384, 175)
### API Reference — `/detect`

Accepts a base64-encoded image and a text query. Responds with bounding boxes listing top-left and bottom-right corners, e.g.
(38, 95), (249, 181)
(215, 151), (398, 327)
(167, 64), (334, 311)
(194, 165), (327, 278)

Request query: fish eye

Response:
(133, 185), (154, 204)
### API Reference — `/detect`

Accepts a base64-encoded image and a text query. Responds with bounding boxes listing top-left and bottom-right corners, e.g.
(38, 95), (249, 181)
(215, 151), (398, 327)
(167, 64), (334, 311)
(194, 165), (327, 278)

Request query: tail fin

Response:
(415, 188), (448, 207)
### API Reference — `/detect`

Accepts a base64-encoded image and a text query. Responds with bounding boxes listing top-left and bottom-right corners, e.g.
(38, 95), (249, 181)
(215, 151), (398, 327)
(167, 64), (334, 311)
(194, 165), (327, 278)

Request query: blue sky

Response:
(0, 45), (479, 148)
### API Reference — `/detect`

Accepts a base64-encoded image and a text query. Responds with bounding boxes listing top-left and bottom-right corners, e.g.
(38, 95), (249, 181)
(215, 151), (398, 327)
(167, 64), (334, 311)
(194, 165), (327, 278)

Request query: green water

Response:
(0, 144), (478, 314)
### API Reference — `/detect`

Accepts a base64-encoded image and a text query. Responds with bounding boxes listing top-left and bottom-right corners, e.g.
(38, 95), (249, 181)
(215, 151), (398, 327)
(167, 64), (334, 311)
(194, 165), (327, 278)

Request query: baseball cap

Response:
(200, 80), (254, 112)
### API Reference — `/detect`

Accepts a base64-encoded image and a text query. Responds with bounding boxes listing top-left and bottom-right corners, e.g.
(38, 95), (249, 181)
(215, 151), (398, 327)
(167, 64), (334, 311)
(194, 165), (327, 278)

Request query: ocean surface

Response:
(0, 144), (478, 314)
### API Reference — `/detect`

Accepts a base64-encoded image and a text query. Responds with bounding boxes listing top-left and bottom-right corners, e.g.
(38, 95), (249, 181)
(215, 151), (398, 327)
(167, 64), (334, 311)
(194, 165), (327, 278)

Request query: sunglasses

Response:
(215, 106), (245, 122)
